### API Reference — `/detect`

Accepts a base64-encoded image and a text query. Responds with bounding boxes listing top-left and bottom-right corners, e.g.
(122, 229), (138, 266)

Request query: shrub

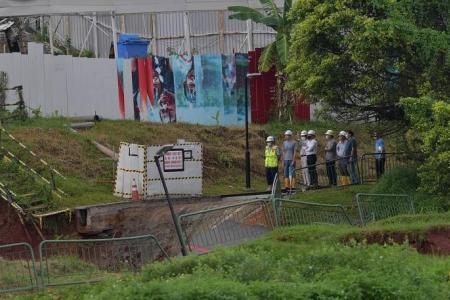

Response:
(370, 167), (419, 194)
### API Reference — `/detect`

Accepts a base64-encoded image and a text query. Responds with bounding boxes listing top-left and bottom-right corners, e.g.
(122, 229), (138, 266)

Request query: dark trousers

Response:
(307, 154), (318, 186)
(375, 158), (385, 178)
(265, 167), (278, 185)
(326, 160), (337, 186)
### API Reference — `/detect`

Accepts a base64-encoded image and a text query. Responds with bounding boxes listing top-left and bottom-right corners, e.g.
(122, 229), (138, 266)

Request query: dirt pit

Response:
(343, 226), (450, 256)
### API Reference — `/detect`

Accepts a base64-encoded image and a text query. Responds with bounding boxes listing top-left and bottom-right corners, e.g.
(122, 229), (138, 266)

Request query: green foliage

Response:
(0, 158), (54, 209)
(210, 111), (220, 126)
(0, 71), (7, 107)
(228, 0), (293, 72)
(18, 221), (450, 299)
(370, 167), (419, 195)
(401, 96), (450, 196)
(217, 152), (233, 169)
(370, 166), (449, 212)
(287, 0), (450, 122)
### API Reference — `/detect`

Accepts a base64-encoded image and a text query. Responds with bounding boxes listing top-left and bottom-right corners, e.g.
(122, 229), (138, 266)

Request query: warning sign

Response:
(163, 149), (184, 172)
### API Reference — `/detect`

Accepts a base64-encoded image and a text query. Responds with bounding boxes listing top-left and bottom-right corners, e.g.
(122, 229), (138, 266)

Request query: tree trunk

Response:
(276, 73), (293, 123)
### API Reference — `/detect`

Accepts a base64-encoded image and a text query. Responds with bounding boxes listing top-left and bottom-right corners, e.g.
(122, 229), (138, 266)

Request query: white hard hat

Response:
(338, 131), (347, 137)
(300, 130), (307, 136)
(266, 136), (275, 142)
(325, 130), (334, 136)
(307, 130), (316, 136)
(284, 130), (293, 136)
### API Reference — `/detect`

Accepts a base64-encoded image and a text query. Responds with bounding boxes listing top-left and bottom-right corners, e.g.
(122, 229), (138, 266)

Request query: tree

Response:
(401, 96), (449, 196)
(228, 0), (296, 120)
(287, 0), (450, 122)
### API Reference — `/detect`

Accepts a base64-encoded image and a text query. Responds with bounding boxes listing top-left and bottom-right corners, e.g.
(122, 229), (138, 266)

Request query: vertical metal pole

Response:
(93, 13), (99, 58)
(245, 75), (251, 189)
(154, 155), (188, 256)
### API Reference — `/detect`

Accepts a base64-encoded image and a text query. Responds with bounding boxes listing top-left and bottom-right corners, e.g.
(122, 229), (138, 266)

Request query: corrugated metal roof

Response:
(0, 0), (283, 17)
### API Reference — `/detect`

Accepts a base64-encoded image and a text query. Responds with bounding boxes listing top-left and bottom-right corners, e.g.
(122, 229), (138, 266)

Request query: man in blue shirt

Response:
(374, 132), (386, 178)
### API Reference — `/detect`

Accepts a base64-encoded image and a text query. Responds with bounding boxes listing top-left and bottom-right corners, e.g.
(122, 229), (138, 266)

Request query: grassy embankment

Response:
(1, 117), (403, 210)
(10, 211), (450, 300)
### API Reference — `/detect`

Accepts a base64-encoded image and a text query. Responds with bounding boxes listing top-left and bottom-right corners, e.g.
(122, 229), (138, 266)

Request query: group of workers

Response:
(264, 129), (386, 191)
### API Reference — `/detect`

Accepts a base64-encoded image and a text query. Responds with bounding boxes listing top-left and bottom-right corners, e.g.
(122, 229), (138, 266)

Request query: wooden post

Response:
(246, 19), (253, 52)
(183, 11), (191, 55)
(218, 11), (225, 54)
(111, 12), (119, 60)
(151, 14), (158, 55)
(63, 16), (70, 54)
(48, 17), (55, 55)
(120, 15), (126, 33)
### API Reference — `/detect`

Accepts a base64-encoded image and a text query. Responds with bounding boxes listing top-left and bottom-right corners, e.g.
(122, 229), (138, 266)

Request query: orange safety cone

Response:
(131, 179), (140, 201)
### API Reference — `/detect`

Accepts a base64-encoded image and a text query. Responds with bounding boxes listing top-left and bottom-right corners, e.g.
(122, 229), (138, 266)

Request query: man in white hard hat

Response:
(305, 130), (318, 188)
(298, 130), (310, 188)
(282, 130), (297, 191)
(264, 136), (281, 191)
(324, 130), (337, 186)
(337, 131), (350, 185)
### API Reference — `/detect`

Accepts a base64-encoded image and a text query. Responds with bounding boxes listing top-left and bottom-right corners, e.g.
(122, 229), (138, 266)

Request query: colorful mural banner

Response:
(222, 55), (237, 126)
(235, 53), (250, 125)
(128, 54), (249, 126)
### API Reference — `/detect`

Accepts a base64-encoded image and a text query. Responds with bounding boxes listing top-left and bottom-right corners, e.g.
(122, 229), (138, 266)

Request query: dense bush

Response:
(370, 167), (449, 212)
(370, 167), (419, 195)
(402, 96), (450, 197)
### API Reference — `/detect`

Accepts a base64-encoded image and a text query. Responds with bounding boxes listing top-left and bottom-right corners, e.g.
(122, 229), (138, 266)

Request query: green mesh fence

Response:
(0, 243), (38, 294)
(179, 200), (274, 253)
(39, 234), (168, 288)
(356, 193), (415, 225)
(274, 199), (353, 226)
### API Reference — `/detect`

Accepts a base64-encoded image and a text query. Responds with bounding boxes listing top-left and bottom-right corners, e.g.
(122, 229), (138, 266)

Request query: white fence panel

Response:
(0, 42), (120, 119)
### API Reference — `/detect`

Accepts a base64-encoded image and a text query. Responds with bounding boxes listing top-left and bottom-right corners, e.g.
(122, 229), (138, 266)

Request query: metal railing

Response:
(295, 156), (360, 189)
(273, 199), (353, 227)
(39, 234), (168, 288)
(356, 193), (415, 225)
(179, 200), (274, 253)
(0, 243), (38, 294)
(360, 152), (416, 183)
(271, 173), (282, 199)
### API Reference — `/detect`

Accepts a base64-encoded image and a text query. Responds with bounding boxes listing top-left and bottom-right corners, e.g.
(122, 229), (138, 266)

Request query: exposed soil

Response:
(0, 200), (78, 251)
(343, 226), (450, 256)
(0, 200), (41, 248)
(76, 197), (245, 256)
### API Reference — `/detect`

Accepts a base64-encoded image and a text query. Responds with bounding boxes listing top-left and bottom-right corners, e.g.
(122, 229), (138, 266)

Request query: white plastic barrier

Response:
(114, 143), (146, 198)
(114, 142), (203, 198)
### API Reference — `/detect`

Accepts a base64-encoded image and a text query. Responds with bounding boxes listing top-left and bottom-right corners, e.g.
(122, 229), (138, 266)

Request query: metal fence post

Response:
(154, 153), (188, 256)
(0, 243), (38, 294)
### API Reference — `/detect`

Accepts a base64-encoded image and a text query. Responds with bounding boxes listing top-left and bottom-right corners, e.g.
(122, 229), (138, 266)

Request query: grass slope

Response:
(12, 212), (450, 300)
(1, 118), (406, 209)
